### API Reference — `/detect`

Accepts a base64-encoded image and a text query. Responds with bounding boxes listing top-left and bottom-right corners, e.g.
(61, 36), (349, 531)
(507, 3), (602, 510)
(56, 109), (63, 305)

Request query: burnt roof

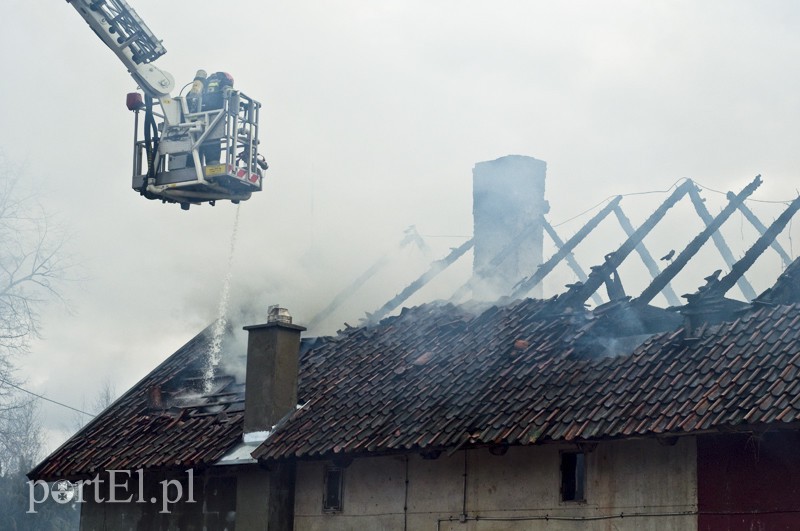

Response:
(29, 263), (800, 477)
(754, 257), (800, 306)
(253, 272), (800, 461)
(29, 325), (244, 481)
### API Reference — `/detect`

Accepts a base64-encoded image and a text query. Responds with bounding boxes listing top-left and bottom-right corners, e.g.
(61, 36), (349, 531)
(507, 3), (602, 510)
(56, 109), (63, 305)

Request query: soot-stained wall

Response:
(293, 438), (697, 531)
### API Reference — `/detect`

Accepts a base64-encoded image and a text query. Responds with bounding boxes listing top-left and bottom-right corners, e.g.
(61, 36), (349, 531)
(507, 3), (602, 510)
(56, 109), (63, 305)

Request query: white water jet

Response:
(204, 205), (241, 393)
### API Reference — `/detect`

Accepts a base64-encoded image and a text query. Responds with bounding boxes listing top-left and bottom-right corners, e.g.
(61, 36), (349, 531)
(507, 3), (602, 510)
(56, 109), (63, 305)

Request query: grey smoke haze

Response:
(2, 0), (800, 452)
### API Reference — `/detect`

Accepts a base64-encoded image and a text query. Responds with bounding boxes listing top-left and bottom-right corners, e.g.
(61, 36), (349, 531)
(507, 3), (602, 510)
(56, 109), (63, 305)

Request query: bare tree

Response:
(70, 378), (116, 434)
(0, 158), (72, 399)
(0, 158), (78, 529)
(0, 156), (73, 455)
(0, 398), (78, 530)
(0, 168), (69, 355)
(0, 399), (42, 475)
(92, 379), (117, 413)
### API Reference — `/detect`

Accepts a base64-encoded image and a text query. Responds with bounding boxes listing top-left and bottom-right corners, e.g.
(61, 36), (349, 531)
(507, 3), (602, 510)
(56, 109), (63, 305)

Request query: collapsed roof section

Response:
(754, 257), (800, 306)
(255, 176), (800, 462)
(333, 176), (796, 329)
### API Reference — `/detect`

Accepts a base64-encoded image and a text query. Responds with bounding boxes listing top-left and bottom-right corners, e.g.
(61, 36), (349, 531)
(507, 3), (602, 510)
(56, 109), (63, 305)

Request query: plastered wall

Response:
(294, 437), (697, 531)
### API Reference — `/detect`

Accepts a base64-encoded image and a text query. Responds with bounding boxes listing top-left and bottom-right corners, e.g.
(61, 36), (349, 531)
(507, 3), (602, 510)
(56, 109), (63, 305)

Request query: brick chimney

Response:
(472, 155), (548, 299)
(243, 306), (306, 434)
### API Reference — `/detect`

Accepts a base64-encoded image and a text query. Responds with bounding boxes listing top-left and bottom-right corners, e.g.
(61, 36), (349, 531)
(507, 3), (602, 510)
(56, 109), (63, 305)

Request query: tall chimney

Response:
(243, 306), (306, 434)
(472, 155), (547, 299)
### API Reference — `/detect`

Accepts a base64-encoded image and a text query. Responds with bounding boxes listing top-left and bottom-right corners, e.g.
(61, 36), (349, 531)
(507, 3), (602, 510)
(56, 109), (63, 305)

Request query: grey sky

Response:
(2, 0), (799, 450)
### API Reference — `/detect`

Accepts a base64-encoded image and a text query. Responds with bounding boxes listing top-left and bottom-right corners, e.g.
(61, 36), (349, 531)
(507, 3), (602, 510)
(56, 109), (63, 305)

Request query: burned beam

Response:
(511, 195), (622, 300)
(369, 238), (474, 324)
(554, 180), (696, 309)
(726, 191), (793, 267)
(308, 227), (430, 330)
(635, 176), (762, 306)
(307, 254), (390, 330)
(612, 206), (681, 307)
(687, 185), (757, 300)
(541, 220), (604, 307)
(707, 194), (800, 299)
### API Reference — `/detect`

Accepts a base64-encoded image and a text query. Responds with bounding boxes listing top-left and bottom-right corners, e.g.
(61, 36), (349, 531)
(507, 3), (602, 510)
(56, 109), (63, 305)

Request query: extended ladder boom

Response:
(66, 0), (174, 97)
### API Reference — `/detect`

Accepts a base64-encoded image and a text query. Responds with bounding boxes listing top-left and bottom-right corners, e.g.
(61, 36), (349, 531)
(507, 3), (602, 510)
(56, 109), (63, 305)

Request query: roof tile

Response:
(252, 294), (800, 461)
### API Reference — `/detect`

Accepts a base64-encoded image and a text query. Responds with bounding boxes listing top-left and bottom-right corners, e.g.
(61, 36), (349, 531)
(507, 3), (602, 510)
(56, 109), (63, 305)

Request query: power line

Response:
(0, 377), (95, 417)
(553, 177), (799, 228)
(552, 178), (686, 228)
(693, 181), (795, 204)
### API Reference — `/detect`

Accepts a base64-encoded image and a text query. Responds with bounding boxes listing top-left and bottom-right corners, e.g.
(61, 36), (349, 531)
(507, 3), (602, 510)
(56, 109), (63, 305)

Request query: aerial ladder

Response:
(66, 0), (266, 209)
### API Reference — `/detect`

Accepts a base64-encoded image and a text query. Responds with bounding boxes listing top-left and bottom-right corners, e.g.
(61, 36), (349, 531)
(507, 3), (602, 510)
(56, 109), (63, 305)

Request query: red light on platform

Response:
(126, 92), (145, 111)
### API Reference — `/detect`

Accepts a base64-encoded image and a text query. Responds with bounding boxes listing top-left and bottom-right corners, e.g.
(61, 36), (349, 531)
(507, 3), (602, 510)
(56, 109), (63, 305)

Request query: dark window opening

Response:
(561, 451), (586, 502)
(323, 466), (344, 513)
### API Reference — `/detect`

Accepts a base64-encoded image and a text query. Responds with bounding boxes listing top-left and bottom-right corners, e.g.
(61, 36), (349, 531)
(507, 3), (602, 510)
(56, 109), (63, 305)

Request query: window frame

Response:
(322, 464), (344, 513)
(559, 450), (586, 503)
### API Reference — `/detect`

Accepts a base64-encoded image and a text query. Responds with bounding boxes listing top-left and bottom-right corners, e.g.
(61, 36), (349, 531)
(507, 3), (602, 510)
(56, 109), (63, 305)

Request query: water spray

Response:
(204, 205), (241, 393)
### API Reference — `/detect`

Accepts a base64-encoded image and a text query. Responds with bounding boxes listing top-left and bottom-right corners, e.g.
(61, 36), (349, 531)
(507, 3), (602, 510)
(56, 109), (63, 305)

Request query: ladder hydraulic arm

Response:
(66, 0), (174, 98)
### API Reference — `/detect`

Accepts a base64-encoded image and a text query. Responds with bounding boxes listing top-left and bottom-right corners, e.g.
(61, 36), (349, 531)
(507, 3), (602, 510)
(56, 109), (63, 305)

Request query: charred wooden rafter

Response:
(679, 196), (800, 328)
(368, 238), (474, 324)
(309, 254), (391, 330)
(361, 175), (791, 328)
(554, 180), (696, 309)
(310, 227), (430, 330)
(541, 220), (604, 306)
(726, 191), (793, 267)
(510, 196), (623, 299)
(635, 176), (762, 306)
(702, 194), (800, 300)
(612, 206), (681, 307)
(687, 185), (757, 300)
